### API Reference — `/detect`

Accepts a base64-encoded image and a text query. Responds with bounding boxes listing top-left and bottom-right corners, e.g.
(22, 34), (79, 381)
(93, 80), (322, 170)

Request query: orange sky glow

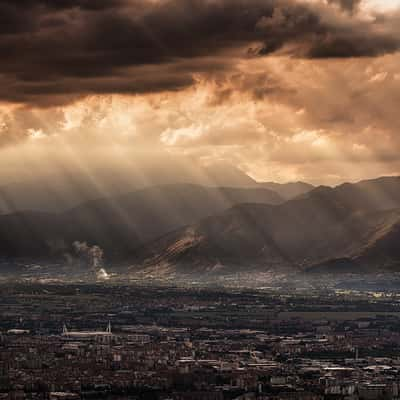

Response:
(0, 0), (399, 186)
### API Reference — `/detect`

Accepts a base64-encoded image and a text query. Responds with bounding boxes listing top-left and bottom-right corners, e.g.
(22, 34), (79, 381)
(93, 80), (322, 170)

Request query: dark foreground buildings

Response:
(2, 284), (400, 400)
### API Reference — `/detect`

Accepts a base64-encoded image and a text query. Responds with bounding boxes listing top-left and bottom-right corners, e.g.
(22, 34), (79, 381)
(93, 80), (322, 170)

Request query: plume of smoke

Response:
(73, 241), (89, 255)
(88, 245), (103, 270)
(73, 241), (109, 280)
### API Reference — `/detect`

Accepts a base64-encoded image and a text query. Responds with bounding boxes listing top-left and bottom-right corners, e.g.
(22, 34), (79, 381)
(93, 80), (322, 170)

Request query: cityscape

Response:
(2, 284), (400, 399)
(1, 0), (400, 399)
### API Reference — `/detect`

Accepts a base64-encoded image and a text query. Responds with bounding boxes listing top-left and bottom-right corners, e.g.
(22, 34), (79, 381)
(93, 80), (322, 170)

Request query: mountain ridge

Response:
(0, 163), (315, 214)
(0, 183), (283, 260)
(129, 176), (400, 276)
(1, 175), (400, 278)
(260, 181), (314, 200)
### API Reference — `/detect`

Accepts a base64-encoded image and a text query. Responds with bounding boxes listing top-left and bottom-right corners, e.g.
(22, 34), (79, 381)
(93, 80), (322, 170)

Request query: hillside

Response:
(132, 206), (400, 276)
(2, 176), (400, 278)
(131, 177), (400, 276)
(0, 163), (262, 214)
(0, 184), (282, 260)
(260, 181), (314, 200)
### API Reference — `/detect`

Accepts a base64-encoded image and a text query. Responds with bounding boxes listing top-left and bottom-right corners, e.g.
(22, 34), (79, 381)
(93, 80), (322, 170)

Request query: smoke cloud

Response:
(73, 241), (109, 280)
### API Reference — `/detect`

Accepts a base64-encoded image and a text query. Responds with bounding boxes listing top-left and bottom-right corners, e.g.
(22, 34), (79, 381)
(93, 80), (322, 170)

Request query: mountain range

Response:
(259, 181), (314, 200)
(0, 162), (279, 214)
(130, 176), (400, 276)
(1, 168), (400, 278)
(0, 183), (283, 259)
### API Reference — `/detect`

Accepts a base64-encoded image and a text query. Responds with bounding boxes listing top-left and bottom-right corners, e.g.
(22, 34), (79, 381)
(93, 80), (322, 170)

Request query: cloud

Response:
(328, 0), (362, 12)
(254, 1), (400, 58)
(1, 0), (400, 185)
(0, 0), (399, 105)
(1, 66), (400, 187)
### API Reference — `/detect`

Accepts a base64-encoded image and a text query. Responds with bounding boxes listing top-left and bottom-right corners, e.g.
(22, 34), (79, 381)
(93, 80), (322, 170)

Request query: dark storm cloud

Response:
(255, 2), (400, 58)
(0, 0), (399, 105)
(327, 0), (362, 12)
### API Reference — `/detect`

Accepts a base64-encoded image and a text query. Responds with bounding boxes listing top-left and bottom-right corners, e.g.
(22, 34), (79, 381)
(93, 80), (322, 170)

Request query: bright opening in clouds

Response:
(363, 0), (400, 11)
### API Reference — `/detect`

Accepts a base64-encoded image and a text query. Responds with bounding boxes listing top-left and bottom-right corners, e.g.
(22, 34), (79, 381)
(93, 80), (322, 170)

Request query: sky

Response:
(0, 0), (400, 186)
